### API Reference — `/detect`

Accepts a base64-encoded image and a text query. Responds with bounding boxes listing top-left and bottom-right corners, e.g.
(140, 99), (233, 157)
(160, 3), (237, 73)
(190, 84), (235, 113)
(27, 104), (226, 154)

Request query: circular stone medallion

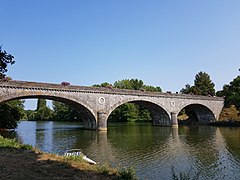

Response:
(99, 97), (105, 105)
(170, 101), (175, 107)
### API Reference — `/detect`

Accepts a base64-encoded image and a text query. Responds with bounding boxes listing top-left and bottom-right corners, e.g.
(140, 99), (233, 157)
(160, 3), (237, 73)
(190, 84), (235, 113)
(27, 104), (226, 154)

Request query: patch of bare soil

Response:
(0, 147), (117, 180)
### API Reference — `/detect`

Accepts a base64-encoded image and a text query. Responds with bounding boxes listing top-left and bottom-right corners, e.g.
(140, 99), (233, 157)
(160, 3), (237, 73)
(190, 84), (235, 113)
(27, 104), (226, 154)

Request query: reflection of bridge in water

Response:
(0, 80), (224, 130)
(12, 121), (240, 179)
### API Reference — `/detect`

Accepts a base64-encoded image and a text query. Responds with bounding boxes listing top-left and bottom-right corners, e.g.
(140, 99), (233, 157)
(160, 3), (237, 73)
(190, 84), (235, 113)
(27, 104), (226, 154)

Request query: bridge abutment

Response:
(97, 111), (107, 131)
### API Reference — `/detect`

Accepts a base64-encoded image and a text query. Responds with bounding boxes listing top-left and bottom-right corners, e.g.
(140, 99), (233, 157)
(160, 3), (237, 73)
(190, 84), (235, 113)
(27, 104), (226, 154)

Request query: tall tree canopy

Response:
(94, 79), (162, 92)
(23, 99), (53, 121)
(216, 75), (240, 110)
(0, 46), (15, 79)
(181, 71), (215, 96)
(114, 79), (144, 90)
(0, 100), (25, 129)
(0, 47), (25, 129)
(33, 99), (52, 120)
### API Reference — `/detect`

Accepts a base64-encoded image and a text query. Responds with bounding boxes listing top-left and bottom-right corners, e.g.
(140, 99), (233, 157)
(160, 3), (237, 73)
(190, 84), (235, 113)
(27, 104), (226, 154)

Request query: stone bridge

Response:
(0, 80), (224, 131)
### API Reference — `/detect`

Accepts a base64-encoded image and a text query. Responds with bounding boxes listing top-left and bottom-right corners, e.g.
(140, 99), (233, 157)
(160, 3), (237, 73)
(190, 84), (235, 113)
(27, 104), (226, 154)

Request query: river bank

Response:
(0, 136), (135, 180)
(208, 120), (240, 127)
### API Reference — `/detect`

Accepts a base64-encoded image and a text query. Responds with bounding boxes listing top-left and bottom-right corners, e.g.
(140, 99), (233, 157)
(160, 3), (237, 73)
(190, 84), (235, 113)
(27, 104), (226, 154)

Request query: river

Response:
(1, 121), (240, 179)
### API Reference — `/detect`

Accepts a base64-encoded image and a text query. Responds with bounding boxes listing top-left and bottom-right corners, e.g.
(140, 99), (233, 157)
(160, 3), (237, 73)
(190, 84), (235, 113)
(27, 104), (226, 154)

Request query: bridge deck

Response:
(0, 80), (223, 101)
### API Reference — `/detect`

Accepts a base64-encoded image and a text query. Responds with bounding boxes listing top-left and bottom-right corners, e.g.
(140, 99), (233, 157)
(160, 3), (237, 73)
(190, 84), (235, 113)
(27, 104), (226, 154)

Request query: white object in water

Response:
(64, 149), (97, 165)
(82, 155), (97, 165)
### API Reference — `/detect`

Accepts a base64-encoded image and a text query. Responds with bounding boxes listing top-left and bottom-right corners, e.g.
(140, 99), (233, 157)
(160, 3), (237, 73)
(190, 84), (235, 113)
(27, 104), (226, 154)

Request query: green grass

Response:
(63, 154), (85, 163)
(0, 135), (32, 150)
(96, 162), (112, 175)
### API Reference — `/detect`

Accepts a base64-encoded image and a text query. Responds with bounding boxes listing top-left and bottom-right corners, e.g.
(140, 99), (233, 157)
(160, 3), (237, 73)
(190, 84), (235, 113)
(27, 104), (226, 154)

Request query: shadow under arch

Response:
(108, 100), (171, 126)
(0, 95), (97, 130)
(177, 104), (216, 124)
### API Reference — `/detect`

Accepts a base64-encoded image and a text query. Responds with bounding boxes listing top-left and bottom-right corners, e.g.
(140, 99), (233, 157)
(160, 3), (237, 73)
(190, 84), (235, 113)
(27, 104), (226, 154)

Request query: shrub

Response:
(119, 166), (137, 180)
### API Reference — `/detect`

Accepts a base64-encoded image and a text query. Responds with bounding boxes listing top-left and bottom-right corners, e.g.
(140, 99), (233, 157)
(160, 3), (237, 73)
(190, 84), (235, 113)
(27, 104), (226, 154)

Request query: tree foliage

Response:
(0, 47), (24, 129)
(93, 82), (113, 88)
(51, 101), (82, 121)
(0, 46), (15, 79)
(94, 79), (162, 92)
(0, 100), (25, 129)
(114, 79), (144, 90)
(109, 103), (152, 122)
(111, 79), (161, 122)
(29, 99), (53, 121)
(216, 76), (240, 110)
(180, 71), (215, 96)
(25, 99), (82, 121)
(143, 85), (162, 92)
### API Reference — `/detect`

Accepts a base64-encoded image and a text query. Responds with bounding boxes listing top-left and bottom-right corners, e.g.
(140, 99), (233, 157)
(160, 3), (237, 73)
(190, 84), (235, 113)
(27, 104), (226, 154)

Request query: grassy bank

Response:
(0, 135), (136, 180)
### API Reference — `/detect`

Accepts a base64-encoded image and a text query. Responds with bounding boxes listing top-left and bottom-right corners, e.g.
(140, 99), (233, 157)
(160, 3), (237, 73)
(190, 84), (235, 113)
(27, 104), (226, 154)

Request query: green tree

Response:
(114, 79), (144, 90)
(33, 99), (52, 120)
(114, 79), (133, 89)
(217, 76), (240, 110)
(0, 46), (15, 79)
(194, 71), (215, 96)
(143, 85), (162, 92)
(180, 71), (215, 96)
(93, 82), (113, 88)
(52, 101), (82, 121)
(180, 84), (191, 94)
(0, 47), (25, 129)
(0, 100), (25, 129)
(37, 99), (46, 111)
(109, 102), (152, 122)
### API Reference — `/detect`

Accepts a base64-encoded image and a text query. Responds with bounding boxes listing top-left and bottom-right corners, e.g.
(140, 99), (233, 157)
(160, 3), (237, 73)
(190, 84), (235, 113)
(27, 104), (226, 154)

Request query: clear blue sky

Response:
(1, 0), (240, 109)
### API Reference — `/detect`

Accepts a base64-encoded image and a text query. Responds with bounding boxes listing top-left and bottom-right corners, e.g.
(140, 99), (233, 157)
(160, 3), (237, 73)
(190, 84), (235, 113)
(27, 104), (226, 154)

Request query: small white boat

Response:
(64, 149), (97, 165)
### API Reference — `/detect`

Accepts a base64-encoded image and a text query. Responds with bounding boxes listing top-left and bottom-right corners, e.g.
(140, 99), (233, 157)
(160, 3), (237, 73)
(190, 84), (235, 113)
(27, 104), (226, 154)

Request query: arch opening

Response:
(178, 104), (216, 125)
(0, 95), (97, 130)
(108, 100), (171, 126)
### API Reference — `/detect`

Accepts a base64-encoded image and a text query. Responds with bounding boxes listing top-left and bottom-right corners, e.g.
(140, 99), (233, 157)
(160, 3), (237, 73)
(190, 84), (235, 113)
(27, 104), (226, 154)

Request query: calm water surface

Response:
(2, 121), (240, 179)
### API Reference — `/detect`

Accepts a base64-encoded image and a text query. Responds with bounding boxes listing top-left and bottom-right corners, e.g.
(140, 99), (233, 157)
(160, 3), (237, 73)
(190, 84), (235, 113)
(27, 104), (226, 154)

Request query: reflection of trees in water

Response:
(108, 124), (172, 155)
(178, 126), (240, 179)
(86, 124), (172, 167)
(179, 126), (219, 170)
(219, 127), (240, 158)
(5, 121), (240, 179)
(54, 128), (97, 155)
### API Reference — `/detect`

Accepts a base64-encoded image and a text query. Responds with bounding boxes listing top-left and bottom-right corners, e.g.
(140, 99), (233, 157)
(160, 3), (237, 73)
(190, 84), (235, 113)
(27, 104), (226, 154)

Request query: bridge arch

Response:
(107, 99), (171, 126)
(0, 94), (97, 130)
(177, 103), (216, 124)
